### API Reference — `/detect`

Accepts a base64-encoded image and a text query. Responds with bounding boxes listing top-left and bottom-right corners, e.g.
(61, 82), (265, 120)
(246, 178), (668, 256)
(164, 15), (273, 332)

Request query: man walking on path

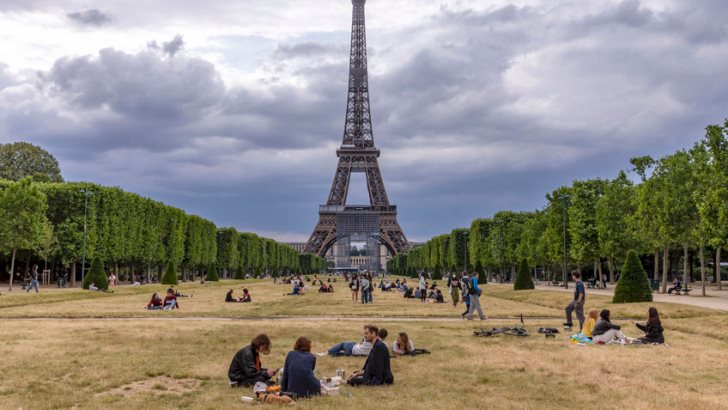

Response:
(27, 265), (40, 293)
(465, 272), (486, 320)
(564, 270), (585, 331)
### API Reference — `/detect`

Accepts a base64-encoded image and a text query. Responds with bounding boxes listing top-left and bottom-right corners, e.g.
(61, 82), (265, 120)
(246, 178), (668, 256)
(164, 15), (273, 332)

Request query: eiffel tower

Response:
(304, 0), (408, 265)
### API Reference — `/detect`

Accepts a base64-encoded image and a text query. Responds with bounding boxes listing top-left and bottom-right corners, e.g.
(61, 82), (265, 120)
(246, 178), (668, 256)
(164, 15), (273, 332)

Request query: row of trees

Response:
(389, 120), (728, 296)
(0, 179), (325, 290)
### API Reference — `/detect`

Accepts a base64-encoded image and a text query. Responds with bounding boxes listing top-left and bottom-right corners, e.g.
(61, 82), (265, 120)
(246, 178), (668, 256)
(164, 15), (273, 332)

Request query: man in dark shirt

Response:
(228, 334), (278, 386)
(347, 324), (394, 386)
(564, 270), (585, 331)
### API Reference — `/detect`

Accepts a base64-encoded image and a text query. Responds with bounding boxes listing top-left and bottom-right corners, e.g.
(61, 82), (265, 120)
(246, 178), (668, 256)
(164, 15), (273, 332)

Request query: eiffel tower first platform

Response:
(303, 0), (408, 268)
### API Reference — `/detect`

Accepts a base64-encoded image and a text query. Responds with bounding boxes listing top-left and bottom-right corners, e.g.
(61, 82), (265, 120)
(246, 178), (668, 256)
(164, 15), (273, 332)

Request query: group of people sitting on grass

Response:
(145, 289), (180, 310)
(228, 325), (395, 400)
(328, 326), (425, 358)
(226, 288), (251, 303)
(318, 283), (334, 293)
(565, 270), (665, 344)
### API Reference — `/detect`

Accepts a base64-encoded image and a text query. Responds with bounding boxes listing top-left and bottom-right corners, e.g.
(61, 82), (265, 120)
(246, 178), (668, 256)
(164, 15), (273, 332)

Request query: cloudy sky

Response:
(1, 0), (727, 242)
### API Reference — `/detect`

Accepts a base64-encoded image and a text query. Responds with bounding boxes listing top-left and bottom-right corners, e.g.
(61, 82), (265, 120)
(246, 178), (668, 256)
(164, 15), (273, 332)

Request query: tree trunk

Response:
(8, 248), (17, 291)
(683, 242), (689, 290)
(597, 259), (603, 285)
(131, 263), (136, 283)
(661, 247), (669, 293)
(71, 261), (76, 287)
(653, 250), (659, 281)
(700, 244), (706, 296)
(717, 247), (723, 291)
(24, 251), (31, 276)
(608, 256), (615, 285)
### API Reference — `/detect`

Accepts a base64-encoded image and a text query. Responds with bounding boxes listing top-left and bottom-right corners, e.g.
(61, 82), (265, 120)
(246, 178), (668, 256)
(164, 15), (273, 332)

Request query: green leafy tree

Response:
(596, 171), (638, 282)
(612, 250), (652, 303)
(0, 178), (49, 290)
(0, 142), (63, 182)
(514, 259), (534, 290)
(161, 260), (178, 285)
(82, 257), (108, 290)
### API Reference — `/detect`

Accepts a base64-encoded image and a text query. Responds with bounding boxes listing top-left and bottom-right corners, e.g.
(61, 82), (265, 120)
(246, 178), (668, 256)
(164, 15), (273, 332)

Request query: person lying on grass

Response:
(632, 307), (664, 344)
(162, 288), (179, 310)
(287, 283), (304, 296)
(145, 292), (163, 310)
(88, 282), (113, 293)
(229, 334), (279, 387)
(592, 309), (630, 344)
(392, 332), (415, 357)
(281, 336), (321, 398)
(328, 325), (376, 357)
(347, 324), (394, 386)
(167, 286), (192, 298)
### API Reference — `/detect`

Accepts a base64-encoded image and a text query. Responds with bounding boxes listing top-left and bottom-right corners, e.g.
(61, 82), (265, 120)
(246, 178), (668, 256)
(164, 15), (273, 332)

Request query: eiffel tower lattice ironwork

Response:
(304, 0), (408, 259)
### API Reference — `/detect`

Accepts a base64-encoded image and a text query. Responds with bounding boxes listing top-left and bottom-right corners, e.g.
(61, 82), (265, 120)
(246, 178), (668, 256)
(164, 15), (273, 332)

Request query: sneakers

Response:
(563, 322), (573, 327)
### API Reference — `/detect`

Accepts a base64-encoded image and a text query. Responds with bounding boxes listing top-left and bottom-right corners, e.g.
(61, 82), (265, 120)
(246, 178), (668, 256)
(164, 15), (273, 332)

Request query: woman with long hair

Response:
(583, 309), (599, 339)
(633, 307), (664, 344)
(592, 309), (628, 344)
(146, 292), (163, 310)
(393, 332), (414, 356)
(350, 274), (360, 304)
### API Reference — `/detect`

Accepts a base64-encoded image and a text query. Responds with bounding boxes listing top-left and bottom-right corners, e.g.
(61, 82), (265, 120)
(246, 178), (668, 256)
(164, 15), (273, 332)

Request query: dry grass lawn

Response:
(1, 278), (727, 409)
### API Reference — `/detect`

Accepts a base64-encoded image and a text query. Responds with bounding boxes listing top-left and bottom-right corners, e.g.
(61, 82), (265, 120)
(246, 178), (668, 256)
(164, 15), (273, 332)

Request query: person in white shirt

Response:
(392, 332), (415, 356)
(328, 325), (377, 356)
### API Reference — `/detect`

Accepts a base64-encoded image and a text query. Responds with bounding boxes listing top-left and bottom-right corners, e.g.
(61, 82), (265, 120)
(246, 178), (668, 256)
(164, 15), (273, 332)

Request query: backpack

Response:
(466, 278), (477, 295)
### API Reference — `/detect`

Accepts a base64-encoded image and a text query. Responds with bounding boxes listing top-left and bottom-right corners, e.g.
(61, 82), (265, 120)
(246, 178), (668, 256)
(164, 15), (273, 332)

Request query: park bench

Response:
(673, 285), (691, 296)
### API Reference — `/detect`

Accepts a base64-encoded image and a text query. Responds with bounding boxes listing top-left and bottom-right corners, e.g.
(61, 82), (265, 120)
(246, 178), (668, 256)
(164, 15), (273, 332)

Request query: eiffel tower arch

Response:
(304, 0), (408, 269)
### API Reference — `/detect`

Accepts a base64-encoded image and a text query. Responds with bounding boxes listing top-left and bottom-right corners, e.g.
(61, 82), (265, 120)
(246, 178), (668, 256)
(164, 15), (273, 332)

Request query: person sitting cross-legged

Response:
(163, 288), (179, 309)
(633, 307), (665, 344)
(347, 324), (394, 386)
(592, 309), (628, 344)
(145, 292), (164, 310)
(328, 326), (375, 357)
(228, 334), (279, 387)
(240, 288), (252, 302)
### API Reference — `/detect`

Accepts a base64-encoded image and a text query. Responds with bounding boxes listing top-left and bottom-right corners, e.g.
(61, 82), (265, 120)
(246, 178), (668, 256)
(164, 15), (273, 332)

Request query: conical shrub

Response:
(432, 265), (442, 280)
(206, 264), (219, 281)
(82, 257), (108, 290)
(161, 261), (178, 285)
(234, 267), (245, 280)
(514, 259), (535, 290)
(613, 250), (653, 303)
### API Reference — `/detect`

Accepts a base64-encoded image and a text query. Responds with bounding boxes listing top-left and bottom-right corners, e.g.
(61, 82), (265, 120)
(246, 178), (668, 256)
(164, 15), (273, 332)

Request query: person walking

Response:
(465, 272), (485, 320)
(564, 270), (586, 331)
(350, 274), (360, 304)
(448, 273), (460, 307)
(360, 274), (370, 304)
(27, 265), (40, 293)
(418, 273), (427, 303)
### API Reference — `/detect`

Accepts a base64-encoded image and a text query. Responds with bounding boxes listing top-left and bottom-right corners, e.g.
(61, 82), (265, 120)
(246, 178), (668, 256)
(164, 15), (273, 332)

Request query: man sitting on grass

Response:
(163, 288), (179, 309)
(347, 324), (394, 386)
(228, 334), (279, 387)
(328, 325), (376, 357)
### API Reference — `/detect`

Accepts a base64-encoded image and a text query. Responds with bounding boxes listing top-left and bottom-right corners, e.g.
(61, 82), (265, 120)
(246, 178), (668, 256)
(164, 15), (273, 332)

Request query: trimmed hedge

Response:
(612, 250), (653, 303)
(161, 260), (178, 285)
(206, 264), (219, 282)
(514, 259), (534, 290)
(82, 257), (108, 290)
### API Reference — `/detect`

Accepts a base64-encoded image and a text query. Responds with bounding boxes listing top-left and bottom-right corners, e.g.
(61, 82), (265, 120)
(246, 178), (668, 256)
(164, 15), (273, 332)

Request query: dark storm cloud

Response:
(3, 0), (728, 240)
(67, 9), (112, 26)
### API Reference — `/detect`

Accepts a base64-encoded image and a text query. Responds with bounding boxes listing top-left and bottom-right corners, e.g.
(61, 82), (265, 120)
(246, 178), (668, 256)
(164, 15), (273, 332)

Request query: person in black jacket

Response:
(228, 334), (278, 386)
(592, 309), (628, 344)
(347, 324), (394, 386)
(280, 336), (321, 398)
(633, 307), (665, 344)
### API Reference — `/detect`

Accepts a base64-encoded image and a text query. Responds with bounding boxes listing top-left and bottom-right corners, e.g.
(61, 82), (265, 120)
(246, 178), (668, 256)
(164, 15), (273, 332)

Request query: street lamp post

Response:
(80, 189), (93, 285)
(460, 231), (469, 273)
(559, 194), (571, 290)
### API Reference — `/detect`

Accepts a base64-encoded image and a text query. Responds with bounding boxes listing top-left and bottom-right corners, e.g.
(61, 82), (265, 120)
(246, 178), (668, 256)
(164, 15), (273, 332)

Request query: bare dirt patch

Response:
(99, 375), (201, 398)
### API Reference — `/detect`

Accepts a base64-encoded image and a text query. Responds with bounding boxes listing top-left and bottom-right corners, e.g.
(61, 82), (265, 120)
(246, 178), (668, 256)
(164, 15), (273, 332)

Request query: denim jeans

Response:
(361, 289), (369, 304)
(328, 342), (355, 356)
(27, 279), (39, 293)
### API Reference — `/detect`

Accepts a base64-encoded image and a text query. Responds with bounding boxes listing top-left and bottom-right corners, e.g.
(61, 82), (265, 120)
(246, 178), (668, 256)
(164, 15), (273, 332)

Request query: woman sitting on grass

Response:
(241, 288), (252, 302)
(281, 336), (321, 398)
(287, 283), (303, 296)
(145, 292), (163, 310)
(592, 309), (628, 344)
(633, 307), (664, 344)
(583, 309), (599, 339)
(392, 332), (414, 357)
